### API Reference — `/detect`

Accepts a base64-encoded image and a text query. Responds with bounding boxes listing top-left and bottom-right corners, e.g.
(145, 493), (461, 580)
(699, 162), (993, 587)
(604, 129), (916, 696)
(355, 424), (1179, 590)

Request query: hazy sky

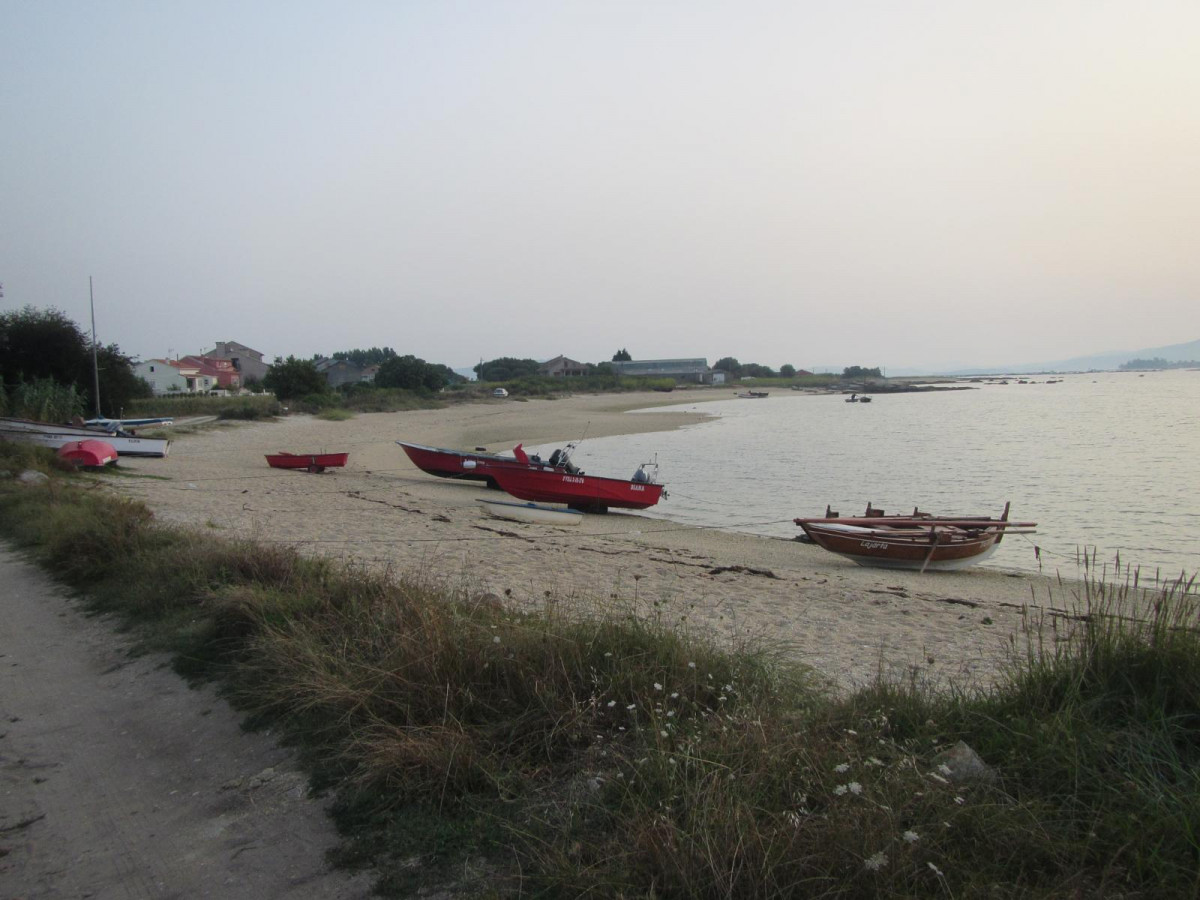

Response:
(3, 2), (1198, 373)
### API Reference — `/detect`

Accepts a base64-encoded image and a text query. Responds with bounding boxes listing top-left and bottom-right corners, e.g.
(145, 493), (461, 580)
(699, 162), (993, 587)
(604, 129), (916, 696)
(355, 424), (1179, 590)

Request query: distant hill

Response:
(934, 337), (1200, 376)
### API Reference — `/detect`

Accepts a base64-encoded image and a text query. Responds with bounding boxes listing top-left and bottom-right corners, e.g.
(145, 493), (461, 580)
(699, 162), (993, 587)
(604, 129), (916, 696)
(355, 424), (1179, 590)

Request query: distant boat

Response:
(477, 498), (583, 526)
(265, 451), (348, 473)
(845, 393), (859, 403)
(736, 391), (769, 399)
(858, 395), (872, 403)
(794, 503), (1036, 572)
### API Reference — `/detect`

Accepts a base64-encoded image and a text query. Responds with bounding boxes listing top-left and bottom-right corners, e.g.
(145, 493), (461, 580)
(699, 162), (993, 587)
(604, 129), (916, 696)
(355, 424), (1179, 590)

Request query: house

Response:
(610, 358), (716, 384)
(315, 358), (378, 388)
(180, 355), (241, 390)
(538, 355), (588, 378)
(134, 359), (216, 395)
(204, 341), (269, 384)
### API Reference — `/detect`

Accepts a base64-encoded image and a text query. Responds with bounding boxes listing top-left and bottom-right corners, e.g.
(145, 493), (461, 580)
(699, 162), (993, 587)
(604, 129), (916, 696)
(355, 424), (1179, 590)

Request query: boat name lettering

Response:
(563, 475), (586, 484)
(630, 484), (644, 491)
(860, 541), (890, 550)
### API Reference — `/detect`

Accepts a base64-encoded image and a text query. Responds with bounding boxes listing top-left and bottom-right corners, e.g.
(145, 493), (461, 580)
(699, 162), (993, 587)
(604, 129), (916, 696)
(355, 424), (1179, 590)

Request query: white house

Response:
(135, 359), (216, 395)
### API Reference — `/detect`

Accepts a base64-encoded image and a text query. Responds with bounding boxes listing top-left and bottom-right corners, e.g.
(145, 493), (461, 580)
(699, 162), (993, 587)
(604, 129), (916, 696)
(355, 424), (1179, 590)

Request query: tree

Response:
(713, 357), (741, 376)
(0, 305), (144, 416)
(741, 363), (776, 378)
(612, 348), (632, 362)
(474, 357), (540, 381)
(779, 364), (796, 378)
(332, 347), (398, 367)
(263, 356), (327, 399)
(842, 366), (882, 379)
(375, 354), (450, 391)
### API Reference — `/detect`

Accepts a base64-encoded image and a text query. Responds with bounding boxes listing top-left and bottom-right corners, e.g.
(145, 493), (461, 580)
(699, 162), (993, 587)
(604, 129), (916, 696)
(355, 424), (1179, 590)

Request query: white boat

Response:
(0, 417), (171, 457)
(477, 498), (583, 526)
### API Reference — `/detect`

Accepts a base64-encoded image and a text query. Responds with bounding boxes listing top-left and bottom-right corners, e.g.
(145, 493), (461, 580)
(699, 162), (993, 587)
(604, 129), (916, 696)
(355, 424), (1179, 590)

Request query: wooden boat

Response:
(477, 498), (584, 526)
(396, 440), (573, 486)
(265, 451), (348, 473)
(794, 503), (1036, 572)
(736, 391), (769, 399)
(56, 439), (118, 467)
(0, 417), (171, 457)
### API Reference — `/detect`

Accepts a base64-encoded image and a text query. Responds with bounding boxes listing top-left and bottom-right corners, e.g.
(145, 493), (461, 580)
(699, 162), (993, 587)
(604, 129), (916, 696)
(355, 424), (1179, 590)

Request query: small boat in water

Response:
(794, 502), (1036, 572)
(265, 451), (348, 473)
(736, 391), (769, 399)
(477, 498), (584, 526)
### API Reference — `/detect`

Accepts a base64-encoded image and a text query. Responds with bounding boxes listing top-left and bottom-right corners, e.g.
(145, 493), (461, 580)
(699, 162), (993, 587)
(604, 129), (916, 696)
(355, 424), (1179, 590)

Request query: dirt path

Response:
(0, 546), (373, 899)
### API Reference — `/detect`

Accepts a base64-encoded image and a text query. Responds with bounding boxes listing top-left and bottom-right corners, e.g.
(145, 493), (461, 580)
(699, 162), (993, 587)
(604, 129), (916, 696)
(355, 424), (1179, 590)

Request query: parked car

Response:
(493, 387), (509, 398)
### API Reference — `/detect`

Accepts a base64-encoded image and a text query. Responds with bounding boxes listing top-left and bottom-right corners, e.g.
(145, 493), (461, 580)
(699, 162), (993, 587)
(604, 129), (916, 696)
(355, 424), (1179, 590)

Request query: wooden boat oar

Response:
(919, 527), (944, 575)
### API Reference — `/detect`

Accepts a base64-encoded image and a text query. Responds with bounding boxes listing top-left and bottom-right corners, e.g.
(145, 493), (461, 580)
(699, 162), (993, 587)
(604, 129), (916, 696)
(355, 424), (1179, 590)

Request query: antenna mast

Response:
(89, 276), (102, 418)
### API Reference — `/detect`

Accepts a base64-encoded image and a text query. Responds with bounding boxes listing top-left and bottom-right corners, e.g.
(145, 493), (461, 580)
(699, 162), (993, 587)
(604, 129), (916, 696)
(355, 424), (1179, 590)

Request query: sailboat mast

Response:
(89, 276), (101, 418)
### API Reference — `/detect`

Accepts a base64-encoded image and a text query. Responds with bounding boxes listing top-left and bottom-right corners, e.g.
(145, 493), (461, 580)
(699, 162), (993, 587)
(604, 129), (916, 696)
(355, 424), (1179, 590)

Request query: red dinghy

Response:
(265, 452), (349, 473)
(57, 439), (118, 467)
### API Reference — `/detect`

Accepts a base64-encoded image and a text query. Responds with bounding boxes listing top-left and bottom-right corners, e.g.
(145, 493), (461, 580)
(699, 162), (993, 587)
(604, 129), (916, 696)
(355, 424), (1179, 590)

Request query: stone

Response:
(933, 741), (997, 785)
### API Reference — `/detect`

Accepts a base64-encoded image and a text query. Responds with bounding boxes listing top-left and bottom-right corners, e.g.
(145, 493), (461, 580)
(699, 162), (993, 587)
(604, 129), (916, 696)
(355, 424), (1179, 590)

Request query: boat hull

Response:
(56, 439), (119, 467)
(489, 467), (663, 512)
(397, 440), (528, 484)
(0, 418), (171, 457)
(266, 452), (348, 472)
(477, 499), (583, 526)
(796, 522), (1003, 571)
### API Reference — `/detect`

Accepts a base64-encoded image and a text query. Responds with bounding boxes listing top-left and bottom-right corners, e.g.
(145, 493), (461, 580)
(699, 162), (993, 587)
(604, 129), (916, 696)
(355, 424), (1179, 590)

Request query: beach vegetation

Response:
(475, 356), (541, 381)
(843, 365), (883, 379)
(263, 355), (328, 400)
(0, 305), (149, 418)
(2, 473), (1198, 898)
(124, 393), (283, 420)
(374, 354), (455, 391)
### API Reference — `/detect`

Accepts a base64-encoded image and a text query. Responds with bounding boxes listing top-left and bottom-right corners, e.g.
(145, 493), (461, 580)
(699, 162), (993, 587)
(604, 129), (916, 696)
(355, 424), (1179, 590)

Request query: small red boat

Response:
(265, 451), (349, 473)
(57, 439), (118, 467)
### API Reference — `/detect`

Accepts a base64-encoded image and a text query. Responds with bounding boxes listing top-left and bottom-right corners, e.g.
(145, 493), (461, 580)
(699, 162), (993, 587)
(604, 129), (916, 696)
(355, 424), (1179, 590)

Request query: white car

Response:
(492, 388), (509, 398)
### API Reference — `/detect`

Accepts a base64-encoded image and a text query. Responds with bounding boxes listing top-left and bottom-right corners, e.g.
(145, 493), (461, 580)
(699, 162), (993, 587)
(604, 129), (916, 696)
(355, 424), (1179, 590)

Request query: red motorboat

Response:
(265, 451), (349, 473)
(396, 440), (572, 486)
(488, 464), (664, 512)
(56, 439), (118, 468)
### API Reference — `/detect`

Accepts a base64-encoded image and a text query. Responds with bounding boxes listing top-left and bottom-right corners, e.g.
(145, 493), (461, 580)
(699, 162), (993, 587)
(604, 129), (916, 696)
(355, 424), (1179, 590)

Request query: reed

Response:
(2, 470), (1198, 898)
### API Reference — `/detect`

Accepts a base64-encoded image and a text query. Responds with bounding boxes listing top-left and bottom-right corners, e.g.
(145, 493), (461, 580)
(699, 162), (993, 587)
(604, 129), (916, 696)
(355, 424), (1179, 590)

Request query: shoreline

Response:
(108, 390), (1092, 691)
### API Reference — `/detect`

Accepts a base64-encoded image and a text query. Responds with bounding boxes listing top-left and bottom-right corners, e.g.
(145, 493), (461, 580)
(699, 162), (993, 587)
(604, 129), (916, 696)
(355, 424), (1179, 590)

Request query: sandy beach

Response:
(107, 390), (1079, 692)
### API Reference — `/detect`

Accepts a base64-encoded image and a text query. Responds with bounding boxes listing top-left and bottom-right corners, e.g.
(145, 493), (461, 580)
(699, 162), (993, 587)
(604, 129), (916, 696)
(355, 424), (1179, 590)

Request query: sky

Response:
(2, 2), (1199, 374)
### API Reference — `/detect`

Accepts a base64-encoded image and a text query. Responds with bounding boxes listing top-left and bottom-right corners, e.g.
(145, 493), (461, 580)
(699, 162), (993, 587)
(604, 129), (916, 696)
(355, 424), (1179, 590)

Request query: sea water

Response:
(549, 370), (1200, 578)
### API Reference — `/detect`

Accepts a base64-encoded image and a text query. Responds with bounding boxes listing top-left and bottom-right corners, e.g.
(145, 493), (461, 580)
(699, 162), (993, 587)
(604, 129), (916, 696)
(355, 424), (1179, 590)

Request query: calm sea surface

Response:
(541, 371), (1200, 578)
